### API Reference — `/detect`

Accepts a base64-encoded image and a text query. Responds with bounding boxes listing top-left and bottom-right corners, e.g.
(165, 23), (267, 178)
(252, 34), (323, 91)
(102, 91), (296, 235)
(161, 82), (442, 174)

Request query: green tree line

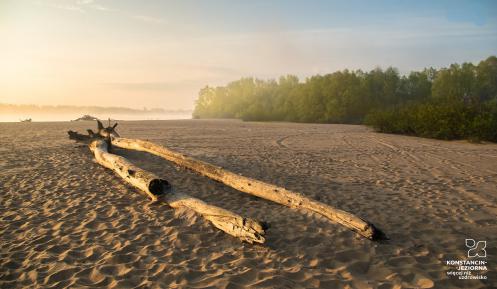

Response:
(193, 56), (497, 142)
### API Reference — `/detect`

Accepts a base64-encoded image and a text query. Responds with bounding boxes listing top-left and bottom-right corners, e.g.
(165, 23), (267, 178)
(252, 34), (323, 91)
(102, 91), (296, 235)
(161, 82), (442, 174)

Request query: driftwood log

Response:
(89, 139), (168, 201)
(111, 137), (386, 241)
(70, 120), (385, 241)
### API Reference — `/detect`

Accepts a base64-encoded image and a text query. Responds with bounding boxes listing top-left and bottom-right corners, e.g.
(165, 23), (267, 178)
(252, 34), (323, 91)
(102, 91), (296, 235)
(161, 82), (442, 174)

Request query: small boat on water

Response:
(20, 118), (32, 122)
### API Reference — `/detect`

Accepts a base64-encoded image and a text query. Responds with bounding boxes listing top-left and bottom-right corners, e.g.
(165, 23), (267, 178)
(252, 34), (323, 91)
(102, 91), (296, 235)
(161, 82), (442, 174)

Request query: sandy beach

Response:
(1, 119), (496, 288)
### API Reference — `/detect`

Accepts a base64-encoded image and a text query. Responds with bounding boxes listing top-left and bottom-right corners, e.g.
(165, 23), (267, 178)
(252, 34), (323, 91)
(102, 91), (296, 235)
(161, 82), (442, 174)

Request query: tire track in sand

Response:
(367, 135), (497, 216)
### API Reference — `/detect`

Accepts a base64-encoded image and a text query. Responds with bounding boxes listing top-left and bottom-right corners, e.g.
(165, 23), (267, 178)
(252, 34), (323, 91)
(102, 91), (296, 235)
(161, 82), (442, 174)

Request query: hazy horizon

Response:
(1, 0), (496, 110)
(0, 103), (192, 122)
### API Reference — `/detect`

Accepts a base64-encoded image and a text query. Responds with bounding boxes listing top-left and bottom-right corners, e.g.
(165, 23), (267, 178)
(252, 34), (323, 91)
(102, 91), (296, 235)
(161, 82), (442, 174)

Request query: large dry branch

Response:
(111, 137), (386, 241)
(89, 139), (266, 244)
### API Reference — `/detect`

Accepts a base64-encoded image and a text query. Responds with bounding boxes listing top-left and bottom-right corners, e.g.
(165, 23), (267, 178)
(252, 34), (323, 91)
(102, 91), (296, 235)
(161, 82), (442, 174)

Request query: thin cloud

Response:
(38, 0), (111, 13)
(37, 1), (85, 13)
(38, 0), (164, 24)
(77, 0), (111, 11)
(131, 14), (165, 24)
(102, 80), (199, 91)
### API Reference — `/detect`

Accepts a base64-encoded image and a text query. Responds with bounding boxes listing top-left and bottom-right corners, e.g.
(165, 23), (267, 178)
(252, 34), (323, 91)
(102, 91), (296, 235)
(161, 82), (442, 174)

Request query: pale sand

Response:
(1, 119), (496, 288)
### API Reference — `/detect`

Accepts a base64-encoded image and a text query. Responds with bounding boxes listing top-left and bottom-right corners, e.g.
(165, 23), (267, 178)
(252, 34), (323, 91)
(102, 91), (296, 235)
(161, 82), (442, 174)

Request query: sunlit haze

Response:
(1, 0), (496, 110)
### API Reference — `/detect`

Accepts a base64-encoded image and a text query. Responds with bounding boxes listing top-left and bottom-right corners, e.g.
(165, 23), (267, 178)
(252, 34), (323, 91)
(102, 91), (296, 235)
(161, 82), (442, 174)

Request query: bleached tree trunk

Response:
(89, 139), (266, 244)
(111, 137), (385, 241)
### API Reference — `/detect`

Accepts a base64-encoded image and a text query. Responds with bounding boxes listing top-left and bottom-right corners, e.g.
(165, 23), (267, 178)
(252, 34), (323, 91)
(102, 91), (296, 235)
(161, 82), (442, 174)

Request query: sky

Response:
(1, 0), (496, 110)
